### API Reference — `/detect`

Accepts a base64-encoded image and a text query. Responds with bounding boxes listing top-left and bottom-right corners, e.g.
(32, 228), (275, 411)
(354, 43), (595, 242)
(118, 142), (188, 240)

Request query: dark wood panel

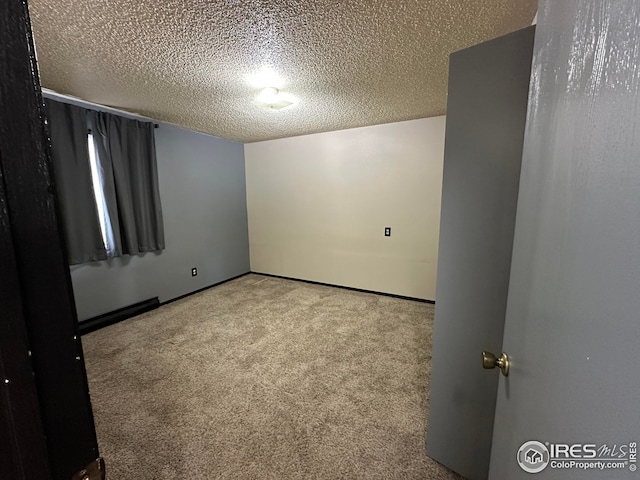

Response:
(0, 162), (52, 480)
(0, 0), (99, 478)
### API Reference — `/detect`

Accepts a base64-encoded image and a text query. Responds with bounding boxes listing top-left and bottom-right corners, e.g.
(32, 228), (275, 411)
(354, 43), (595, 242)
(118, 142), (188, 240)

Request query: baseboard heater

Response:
(78, 297), (159, 335)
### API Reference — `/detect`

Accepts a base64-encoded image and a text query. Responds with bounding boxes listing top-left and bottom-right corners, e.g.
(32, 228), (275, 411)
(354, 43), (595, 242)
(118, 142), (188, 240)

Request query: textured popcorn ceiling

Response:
(29, 0), (537, 143)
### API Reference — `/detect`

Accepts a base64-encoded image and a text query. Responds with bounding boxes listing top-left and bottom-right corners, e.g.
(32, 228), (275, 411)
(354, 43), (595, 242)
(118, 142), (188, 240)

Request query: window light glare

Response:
(87, 133), (116, 256)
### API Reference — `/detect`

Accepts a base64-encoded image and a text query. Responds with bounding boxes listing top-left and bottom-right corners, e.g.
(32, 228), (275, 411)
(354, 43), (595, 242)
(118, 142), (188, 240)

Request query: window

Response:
(46, 98), (164, 264)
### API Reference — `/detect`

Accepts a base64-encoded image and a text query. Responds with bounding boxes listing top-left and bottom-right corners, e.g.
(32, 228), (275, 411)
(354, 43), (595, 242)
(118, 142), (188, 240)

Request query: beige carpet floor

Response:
(82, 274), (462, 479)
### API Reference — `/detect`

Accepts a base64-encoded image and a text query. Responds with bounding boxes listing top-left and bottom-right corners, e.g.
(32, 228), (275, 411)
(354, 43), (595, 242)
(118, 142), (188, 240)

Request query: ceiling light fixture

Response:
(258, 87), (280, 103)
(256, 87), (295, 110)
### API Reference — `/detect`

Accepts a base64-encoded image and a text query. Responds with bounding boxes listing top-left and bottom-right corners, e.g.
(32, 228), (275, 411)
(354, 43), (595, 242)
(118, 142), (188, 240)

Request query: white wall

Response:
(245, 116), (445, 300)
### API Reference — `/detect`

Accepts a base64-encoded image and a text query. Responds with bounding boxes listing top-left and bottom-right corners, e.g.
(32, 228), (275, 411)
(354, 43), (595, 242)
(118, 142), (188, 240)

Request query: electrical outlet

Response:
(191, 267), (197, 277)
(385, 227), (391, 237)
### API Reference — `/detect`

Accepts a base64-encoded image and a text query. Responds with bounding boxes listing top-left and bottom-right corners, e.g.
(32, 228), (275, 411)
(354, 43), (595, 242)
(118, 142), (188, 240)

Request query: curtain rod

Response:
(42, 88), (159, 127)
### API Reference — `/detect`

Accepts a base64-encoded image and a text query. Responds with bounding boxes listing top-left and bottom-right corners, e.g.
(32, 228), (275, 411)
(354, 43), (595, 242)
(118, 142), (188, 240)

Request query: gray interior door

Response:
(489, 1), (640, 478)
(426, 27), (535, 480)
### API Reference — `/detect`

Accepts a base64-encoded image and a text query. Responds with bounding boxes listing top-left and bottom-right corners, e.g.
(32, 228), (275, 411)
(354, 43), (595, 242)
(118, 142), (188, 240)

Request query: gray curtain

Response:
(45, 100), (108, 264)
(90, 111), (165, 255)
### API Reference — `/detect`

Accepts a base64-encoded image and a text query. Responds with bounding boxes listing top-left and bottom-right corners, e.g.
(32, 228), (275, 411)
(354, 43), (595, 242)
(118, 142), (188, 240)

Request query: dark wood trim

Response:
(79, 272), (251, 334)
(78, 271), (431, 338)
(0, 1), (99, 478)
(251, 272), (435, 304)
(160, 272), (251, 307)
(79, 297), (160, 335)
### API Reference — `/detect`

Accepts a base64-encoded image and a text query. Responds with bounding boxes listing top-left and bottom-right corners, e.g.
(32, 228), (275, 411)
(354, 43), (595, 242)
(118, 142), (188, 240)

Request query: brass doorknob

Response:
(482, 351), (509, 376)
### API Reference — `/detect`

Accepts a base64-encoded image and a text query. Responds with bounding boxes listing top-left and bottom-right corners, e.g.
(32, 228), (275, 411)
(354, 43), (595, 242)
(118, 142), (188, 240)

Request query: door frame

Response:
(0, 0), (100, 478)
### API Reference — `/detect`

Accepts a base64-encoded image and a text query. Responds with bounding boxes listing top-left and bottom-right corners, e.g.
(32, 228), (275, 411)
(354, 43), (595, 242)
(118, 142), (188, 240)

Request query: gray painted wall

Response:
(70, 122), (249, 321)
